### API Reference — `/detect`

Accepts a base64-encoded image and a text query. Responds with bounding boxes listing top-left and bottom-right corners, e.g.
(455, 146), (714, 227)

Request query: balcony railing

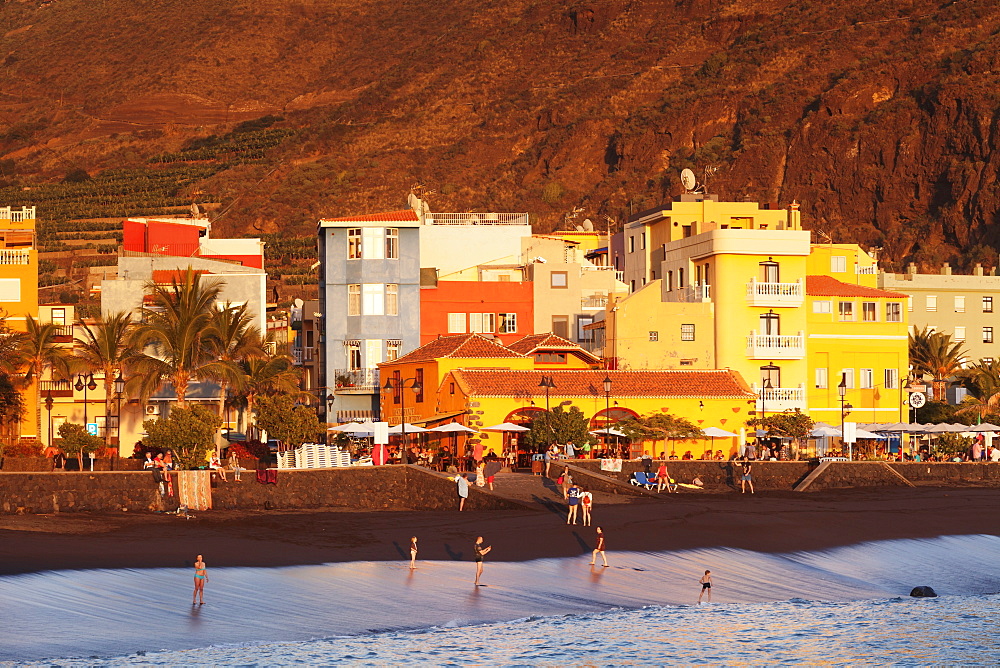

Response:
(334, 368), (380, 392)
(753, 384), (807, 412)
(855, 264), (878, 275)
(51, 325), (74, 340)
(745, 279), (804, 307)
(746, 331), (805, 359)
(39, 380), (74, 397)
(0, 249), (31, 265)
(291, 346), (316, 365)
(428, 212), (530, 226)
(665, 284), (711, 303)
(0, 206), (35, 222)
(581, 294), (609, 310)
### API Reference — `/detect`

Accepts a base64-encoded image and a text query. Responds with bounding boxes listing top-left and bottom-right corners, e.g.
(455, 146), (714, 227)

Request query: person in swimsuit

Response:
(699, 569), (713, 603)
(589, 526), (608, 567)
(409, 536), (418, 569)
(473, 536), (492, 585)
(741, 461), (754, 494)
(193, 554), (208, 605)
(566, 482), (581, 524)
(579, 487), (593, 526)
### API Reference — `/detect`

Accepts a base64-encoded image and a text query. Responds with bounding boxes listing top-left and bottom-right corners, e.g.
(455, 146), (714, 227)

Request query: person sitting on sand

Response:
(193, 554), (208, 605)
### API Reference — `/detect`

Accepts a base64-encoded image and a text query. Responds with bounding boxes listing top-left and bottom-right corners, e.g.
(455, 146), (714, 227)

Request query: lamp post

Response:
(538, 375), (556, 454)
(114, 373), (125, 451)
(602, 375), (612, 458)
(44, 391), (54, 450)
(74, 373), (97, 426)
(838, 372), (853, 459)
(382, 377), (422, 465)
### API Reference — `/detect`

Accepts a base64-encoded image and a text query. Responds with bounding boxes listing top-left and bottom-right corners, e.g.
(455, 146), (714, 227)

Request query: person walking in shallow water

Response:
(192, 555), (208, 605)
(589, 526), (608, 567)
(698, 569), (713, 603)
(474, 536), (492, 585)
(409, 536), (418, 569)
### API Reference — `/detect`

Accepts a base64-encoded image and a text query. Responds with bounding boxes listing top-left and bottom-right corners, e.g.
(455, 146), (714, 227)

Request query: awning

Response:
(409, 410), (466, 426)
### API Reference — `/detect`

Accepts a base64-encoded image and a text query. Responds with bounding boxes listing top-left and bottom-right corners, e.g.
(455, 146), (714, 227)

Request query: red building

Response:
(420, 280), (533, 345)
(122, 217), (263, 269)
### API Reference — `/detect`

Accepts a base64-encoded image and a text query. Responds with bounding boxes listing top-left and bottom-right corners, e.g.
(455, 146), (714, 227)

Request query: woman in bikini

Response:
(409, 536), (418, 569)
(193, 554), (208, 605)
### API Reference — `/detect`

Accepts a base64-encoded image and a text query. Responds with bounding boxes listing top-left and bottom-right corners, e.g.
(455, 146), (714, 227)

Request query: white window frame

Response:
(0, 278), (20, 303)
(815, 367), (828, 389)
(347, 284), (361, 316)
(985, 327), (994, 344)
(813, 300), (832, 314)
(470, 313), (496, 333)
(362, 227), (386, 260)
(498, 313), (518, 334)
(842, 368), (855, 389)
(984, 296), (994, 313)
(347, 228), (362, 259)
(385, 284), (398, 316)
(385, 228), (399, 259)
(831, 256), (847, 273)
(955, 295), (966, 313)
(838, 301), (855, 321)
(447, 313), (466, 334)
(346, 340), (362, 370)
(362, 283), (385, 315)
(862, 302), (877, 322)
(680, 323), (695, 341)
(954, 326), (966, 342)
(886, 302), (901, 322)
(578, 316), (594, 342)
(860, 368), (874, 389)
(926, 295), (937, 312)
(386, 339), (402, 362)
(884, 368), (898, 390)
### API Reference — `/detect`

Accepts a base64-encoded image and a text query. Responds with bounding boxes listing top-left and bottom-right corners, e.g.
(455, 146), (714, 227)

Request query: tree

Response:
(254, 394), (320, 449)
(0, 320), (28, 376)
(22, 315), (73, 438)
(956, 359), (1000, 423)
(747, 410), (815, 457)
(75, 311), (141, 447)
(909, 326), (968, 400)
(617, 411), (701, 456)
(522, 405), (596, 450)
(207, 302), (264, 417)
(57, 422), (102, 468)
(132, 268), (238, 405)
(0, 373), (25, 447)
(143, 404), (221, 470)
(231, 353), (302, 435)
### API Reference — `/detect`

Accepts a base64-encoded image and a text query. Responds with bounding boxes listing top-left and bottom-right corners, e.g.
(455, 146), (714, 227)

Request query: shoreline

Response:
(2, 487), (1000, 576)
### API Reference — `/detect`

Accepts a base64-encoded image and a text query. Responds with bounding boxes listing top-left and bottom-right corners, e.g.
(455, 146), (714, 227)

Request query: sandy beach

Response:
(2, 486), (999, 575)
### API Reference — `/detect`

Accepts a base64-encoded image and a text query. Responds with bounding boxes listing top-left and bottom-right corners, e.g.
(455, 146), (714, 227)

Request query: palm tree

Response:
(956, 360), (1000, 422)
(231, 353), (302, 437)
(75, 311), (141, 447)
(0, 323), (28, 377)
(21, 315), (72, 438)
(132, 268), (239, 406)
(208, 302), (265, 418)
(909, 326), (968, 400)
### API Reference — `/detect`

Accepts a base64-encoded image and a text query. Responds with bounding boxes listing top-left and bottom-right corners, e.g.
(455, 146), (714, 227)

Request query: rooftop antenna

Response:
(564, 206), (585, 227)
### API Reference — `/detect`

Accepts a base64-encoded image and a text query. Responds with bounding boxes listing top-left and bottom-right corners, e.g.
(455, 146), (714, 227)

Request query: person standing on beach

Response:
(474, 536), (492, 585)
(741, 461), (754, 494)
(566, 480), (581, 524)
(698, 570), (713, 603)
(580, 487), (593, 526)
(409, 536), (418, 569)
(456, 472), (470, 511)
(589, 527), (608, 567)
(193, 555), (208, 605)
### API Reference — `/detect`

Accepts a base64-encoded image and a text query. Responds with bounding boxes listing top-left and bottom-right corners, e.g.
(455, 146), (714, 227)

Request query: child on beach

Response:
(699, 570), (712, 603)
(193, 555), (208, 605)
(409, 536), (418, 569)
(580, 487), (593, 526)
(589, 527), (608, 567)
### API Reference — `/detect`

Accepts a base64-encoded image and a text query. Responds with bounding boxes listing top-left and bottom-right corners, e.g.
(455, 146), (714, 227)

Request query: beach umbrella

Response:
(924, 423), (960, 433)
(590, 427), (627, 437)
(428, 422), (477, 433)
(482, 422), (530, 432)
(387, 423), (429, 434)
(701, 427), (737, 458)
(854, 428), (887, 440)
(328, 422), (376, 435)
(969, 423), (1000, 432)
(811, 424), (842, 438)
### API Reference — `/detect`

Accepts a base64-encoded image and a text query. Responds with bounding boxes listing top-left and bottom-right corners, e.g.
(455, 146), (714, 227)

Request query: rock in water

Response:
(910, 586), (937, 598)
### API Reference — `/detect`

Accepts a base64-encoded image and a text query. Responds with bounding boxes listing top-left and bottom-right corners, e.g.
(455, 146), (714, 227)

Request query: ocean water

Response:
(2, 534), (999, 666)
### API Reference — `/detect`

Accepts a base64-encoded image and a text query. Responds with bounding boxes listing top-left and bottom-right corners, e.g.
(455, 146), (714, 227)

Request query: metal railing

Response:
(0, 249), (31, 265)
(581, 294), (609, 309)
(39, 380), (74, 396)
(666, 284), (711, 303)
(427, 212), (530, 226)
(333, 368), (379, 390)
(291, 346), (316, 365)
(51, 325), (74, 339)
(0, 207), (35, 222)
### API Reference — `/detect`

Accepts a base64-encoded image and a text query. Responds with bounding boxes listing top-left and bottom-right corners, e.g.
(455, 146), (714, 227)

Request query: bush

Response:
(57, 423), (103, 465)
(2, 441), (43, 457)
(144, 404), (222, 470)
(541, 181), (565, 205)
(229, 441), (266, 459)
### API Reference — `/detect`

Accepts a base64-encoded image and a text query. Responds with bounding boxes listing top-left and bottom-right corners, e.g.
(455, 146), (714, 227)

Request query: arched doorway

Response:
(505, 407), (545, 467)
(590, 407), (639, 459)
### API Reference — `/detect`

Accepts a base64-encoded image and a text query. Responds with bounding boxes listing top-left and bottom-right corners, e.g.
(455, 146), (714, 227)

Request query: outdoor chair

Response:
(630, 471), (657, 489)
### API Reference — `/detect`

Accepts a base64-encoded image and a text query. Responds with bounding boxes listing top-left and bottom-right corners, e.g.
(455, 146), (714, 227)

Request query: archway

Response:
(590, 407), (639, 459)
(504, 407), (546, 467)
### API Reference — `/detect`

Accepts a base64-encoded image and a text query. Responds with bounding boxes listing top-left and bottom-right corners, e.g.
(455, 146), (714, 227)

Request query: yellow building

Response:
(602, 195), (908, 425)
(0, 206), (39, 441)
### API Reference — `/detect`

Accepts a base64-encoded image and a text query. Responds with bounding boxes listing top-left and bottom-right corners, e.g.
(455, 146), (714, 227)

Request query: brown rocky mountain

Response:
(2, 0), (1000, 270)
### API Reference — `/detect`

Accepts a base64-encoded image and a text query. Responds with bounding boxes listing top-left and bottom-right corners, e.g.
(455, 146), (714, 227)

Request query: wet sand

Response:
(1, 487), (999, 575)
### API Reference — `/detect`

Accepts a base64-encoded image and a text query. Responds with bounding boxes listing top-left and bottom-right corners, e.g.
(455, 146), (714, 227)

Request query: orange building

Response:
(419, 280), (533, 346)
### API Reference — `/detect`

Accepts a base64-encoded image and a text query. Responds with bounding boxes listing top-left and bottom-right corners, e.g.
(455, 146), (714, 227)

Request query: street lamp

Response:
(838, 373), (853, 459)
(44, 391), (54, 450)
(602, 375), (612, 458)
(382, 377), (422, 465)
(114, 373), (126, 451)
(74, 373), (98, 426)
(538, 375), (557, 454)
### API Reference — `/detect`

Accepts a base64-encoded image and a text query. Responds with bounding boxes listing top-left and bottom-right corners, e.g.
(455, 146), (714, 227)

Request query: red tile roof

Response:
(322, 210), (419, 223)
(387, 334), (524, 365)
(806, 275), (908, 299)
(506, 333), (600, 361)
(450, 369), (755, 399)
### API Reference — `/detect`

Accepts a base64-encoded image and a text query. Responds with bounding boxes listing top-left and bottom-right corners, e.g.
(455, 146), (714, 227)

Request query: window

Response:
(550, 271), (568, 289)
(470, 313), (496, 333)
(362, 284), (384, 315)
(392, 369), (402, 404)
(348, 284), (361, 316)
(450, 382), (456, 395)
(760, 364), (780, 388)
(447, 313), (466, 333)
(364, 339), (382, 368)
(985, 327), (994, 344)
(386, 340), (402, 362)
(0, 278), (24, 302)
(926, 295), (937, 312)
(813, 300), (832, 314)
(667, 271), (673, 292)
(862, 302), (877, 322)
(415, 367), (424, 403)
(831, 256), (847, 273)
(630, 280), (636, 292)
(50, 308), (66, 326)
(678, 268), (685, 288)
(577, 316), (593, 342)
(498, 313), (518, 334)
(984, 296), (994, 313)
(346, 340), (362, 370)
(680, 324), (695, 341)
(760, 311), (780, 335)
(640, 232), (646, 249)
(955, 295), (966, 313)
(954, 326), (966, 342)
(760, 261), (779, 283)
(628, 236), (635, 253)
(838, 301), (855, 321)
(362, 227), (385, 260)
(886, 302), (902, 322)
(907, 297), (913, 312)
(860, 368), (873, 389)
(815, 367), (828, 389)
(385, 284), (398, 316)
(885, 368), (899, 390)
(348, 228), (362, 259)
(842, 368), (855, 389)
(984, 357), (996, 364)
(385, 228), (399, 259)
(649, 331), (659, 342)
(535, 352), (567, 364)
(552, 316), (569, 339)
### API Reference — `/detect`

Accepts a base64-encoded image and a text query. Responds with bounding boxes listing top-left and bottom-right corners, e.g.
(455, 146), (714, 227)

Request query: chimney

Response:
(907, 262), (918, 276)
(974, 263), (984, 276)
(941, 263), (952, 275)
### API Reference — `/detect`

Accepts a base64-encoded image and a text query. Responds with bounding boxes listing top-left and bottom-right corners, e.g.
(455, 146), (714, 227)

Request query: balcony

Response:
(746, 331), (805, 359)
(427, 212), (530, 226)
(0, 206), (35, 222)
(291, 346), (316, 365)
(855, 264), (878, 275)
(334, 368), (379, 393)
(39, 380), (74, 397)
(0, 249), (31, 265)
(745, 279), (803, 307)
(581, 294), (609, 310)
(51, 325), (74, 342)
(665, 284), (711, 303)
(753, 384), (807, 412)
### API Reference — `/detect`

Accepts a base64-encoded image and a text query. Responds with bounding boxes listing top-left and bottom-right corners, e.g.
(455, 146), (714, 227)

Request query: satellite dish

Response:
(680, 169), (696, 192)
(582, 218), (594, 231)
(293, 298), (304, 308)
(575, 225), (585, 231)
(407, 192), (419, 210)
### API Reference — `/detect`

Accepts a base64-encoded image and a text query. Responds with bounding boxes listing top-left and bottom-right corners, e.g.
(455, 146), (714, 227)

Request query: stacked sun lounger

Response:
(277, 450), (296, 469)
(278, 444), (354, 469)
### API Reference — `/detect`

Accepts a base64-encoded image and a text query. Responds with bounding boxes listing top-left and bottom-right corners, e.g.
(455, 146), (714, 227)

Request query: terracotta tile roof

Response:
(506, 333), (600, 361)
(450, 369), (755, 399)
(387, 334), (524, 365)
(321, 209), (419, 223)
(806, 275), (908, 299)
